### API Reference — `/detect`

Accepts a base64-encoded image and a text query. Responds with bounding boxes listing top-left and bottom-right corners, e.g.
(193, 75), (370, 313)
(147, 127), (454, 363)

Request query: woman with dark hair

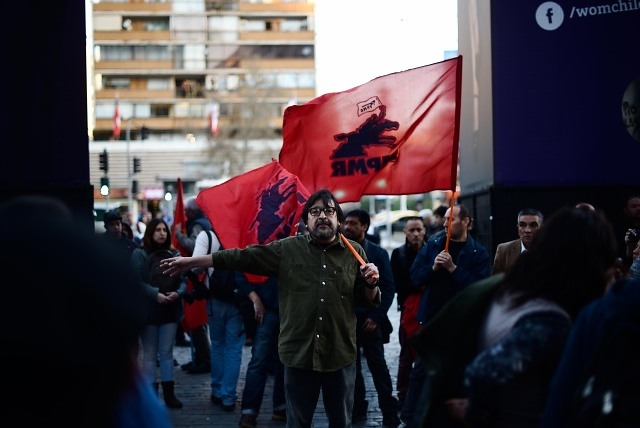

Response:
(409, 207), (618, 428)
(461, 207), (618, 427)
(131, 218), (188, 409)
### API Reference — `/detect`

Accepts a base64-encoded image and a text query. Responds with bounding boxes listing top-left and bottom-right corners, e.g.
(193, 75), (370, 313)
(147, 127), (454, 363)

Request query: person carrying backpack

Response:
(174, 197), (212, 374)
(542, 277), (640, 428)
(191, 228), (248, 412)
(131, 218), (187, 409)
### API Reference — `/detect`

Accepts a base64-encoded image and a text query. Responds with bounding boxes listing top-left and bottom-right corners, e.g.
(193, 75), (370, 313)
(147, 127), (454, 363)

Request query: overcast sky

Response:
(314, 0), (458, 95)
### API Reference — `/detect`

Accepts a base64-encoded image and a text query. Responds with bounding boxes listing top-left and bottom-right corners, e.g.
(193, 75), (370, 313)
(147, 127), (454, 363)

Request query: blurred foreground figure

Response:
(1, 195), (170, 428)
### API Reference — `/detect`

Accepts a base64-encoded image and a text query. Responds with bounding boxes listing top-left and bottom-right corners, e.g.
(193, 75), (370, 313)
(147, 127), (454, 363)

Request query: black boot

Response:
(161, 381), (183, 409)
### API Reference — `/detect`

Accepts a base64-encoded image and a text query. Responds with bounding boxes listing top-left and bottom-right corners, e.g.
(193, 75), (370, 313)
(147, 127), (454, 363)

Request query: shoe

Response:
(186, 362), (210, 374)
(239, 414), (257, 427)
(181, 361), (194, 371)
(161, 381), (183, 409)
(352, 412), (367, 423)
(352, 400), (368, 423)
(222, 403), (235, 412)
(210, 395), (222, 405)
(382, 413), (401, 428)
(271, 409), (286, 421)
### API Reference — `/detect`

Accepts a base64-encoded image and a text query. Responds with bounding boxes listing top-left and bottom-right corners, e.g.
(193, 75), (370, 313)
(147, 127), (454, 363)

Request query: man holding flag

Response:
(173, 186), (212, 374)
(161, 188), (381, 427)
(402, 204), (490, 425)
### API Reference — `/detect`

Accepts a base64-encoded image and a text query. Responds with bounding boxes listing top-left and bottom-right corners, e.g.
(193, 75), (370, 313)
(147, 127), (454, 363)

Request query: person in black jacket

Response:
(390, 216), (426, 408)
(174, 197), (212, 374)
(342, 209), (401, 428)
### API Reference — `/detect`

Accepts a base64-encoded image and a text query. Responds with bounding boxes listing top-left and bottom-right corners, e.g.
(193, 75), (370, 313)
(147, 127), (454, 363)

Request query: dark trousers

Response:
(397, 325), (416, 404)
(401, 355), (426, 424)
(284, 363), (355, 428)
(354, 320), (399, 416)
(190, 324), (211, 365)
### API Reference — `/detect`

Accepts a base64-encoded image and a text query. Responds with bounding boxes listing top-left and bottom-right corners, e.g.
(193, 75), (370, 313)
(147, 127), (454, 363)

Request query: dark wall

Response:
(490, 0), (640, 186)
(458, 1), (640, 261)
(0, 1), (93, 231)
(460, 185), (639, 261)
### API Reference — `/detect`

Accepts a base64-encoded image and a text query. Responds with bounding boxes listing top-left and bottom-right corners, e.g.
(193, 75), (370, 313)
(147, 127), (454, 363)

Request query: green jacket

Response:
(211, 234), (380, 372)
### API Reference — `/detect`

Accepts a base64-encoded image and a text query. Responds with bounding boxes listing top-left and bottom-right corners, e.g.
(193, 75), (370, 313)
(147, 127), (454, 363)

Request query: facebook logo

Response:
(536, 2), (565, 31)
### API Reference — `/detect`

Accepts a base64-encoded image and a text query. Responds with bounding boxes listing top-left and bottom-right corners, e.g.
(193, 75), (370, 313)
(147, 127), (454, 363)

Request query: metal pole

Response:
(105, 172), (110, 210)
(126, 118), (133, 214)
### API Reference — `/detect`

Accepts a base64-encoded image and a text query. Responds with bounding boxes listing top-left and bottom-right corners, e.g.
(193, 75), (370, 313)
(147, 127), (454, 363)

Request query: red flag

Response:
(112, 95), (121, 140)
(280, 56), (462, 203)
(171, 178), (189, 256)
(208, 101), (220, 137)
(196, 160), (310, 283)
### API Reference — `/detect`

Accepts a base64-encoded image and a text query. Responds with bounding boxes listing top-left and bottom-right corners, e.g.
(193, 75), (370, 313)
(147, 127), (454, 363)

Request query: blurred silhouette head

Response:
(1, 195), (147, 426)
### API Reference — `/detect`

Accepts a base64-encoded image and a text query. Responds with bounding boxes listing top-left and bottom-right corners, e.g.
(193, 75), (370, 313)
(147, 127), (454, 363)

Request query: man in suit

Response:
(492, 208), (544, 274)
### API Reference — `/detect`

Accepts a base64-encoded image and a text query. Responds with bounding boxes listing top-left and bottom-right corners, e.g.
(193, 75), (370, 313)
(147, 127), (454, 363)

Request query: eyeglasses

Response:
(309, 207), (337, 217)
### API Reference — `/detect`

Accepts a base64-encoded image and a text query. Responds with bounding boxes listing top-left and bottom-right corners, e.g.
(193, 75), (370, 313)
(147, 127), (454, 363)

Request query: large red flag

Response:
(171, 177), (189, 256)
(280, 56), (462, 203)
(112, 95), (121, 140)
(196, 160), (310, 282)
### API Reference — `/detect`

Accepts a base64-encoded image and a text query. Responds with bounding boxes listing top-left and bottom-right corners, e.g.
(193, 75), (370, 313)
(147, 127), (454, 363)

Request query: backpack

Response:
(200, 230), (242, 304)
(144, 249), (181, 293)
(567, 317), (640, 427)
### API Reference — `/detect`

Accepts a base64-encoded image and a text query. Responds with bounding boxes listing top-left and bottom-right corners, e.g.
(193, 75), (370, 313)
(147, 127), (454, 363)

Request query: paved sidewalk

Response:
(168, 297), (402, 428)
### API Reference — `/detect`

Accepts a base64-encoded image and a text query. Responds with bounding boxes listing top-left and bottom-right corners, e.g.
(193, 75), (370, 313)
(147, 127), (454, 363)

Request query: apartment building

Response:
(89, 0), (316, 215)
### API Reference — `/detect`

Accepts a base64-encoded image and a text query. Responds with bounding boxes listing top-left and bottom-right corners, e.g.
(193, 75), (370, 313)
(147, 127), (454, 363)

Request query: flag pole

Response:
(340, 233), (379, 281)
(444, 195), (455, 253)
(444, 56), (464, 253)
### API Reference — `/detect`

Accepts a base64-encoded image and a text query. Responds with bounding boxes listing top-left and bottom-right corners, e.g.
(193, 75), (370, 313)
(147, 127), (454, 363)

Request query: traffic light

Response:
(141, 126), (150, 140)
(133, 157), (141, 173)
(131, 179), (139, 194)
(99, 149), (109, 172)
(100, 177), (110, 195)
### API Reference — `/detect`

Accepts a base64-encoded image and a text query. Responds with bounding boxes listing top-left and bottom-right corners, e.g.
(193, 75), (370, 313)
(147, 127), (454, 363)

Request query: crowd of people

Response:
(4, 191), (638, 427)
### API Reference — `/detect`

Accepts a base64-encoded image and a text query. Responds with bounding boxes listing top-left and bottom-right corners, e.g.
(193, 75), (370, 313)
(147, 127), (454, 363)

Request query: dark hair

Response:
(517, 208), (544, 222)
(433, 205), (448, 217)
(142, 218), (173, 252)
(623, 193), (640, 209)
(455, 204), (471, 222)
(301, 188), (344, 225)
(103, 209), (123, 225)
(344, 208), (371, 227)
(499, 207), (617, 319)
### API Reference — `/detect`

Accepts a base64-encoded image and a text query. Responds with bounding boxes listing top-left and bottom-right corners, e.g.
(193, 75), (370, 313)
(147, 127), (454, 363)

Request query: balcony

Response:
(239, 2), (313, 14)
(239, 30), (314, 41)
(94, 30), (171, 42)
(93, 2), (172, 13)
(96, 88), (175, 100)
(94, 60), (174, 71)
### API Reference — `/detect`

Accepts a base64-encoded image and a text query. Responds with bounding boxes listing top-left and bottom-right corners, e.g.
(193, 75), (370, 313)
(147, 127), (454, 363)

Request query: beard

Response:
(309, 220), (336, 241)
